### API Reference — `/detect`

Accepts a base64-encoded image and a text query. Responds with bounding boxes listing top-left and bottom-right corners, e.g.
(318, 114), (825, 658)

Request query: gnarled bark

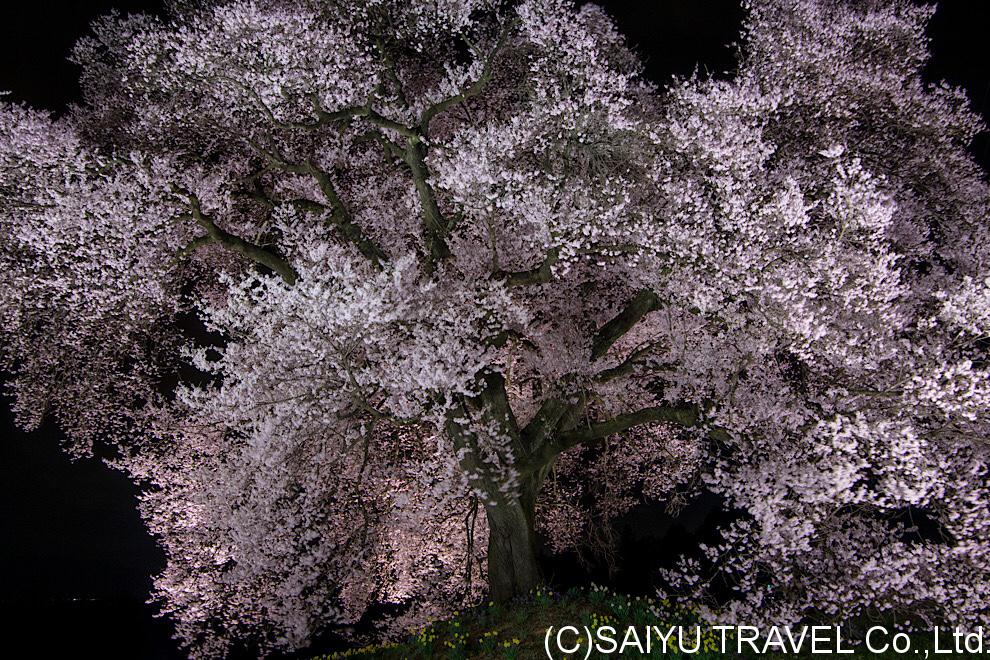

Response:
(484, 468), (546, 602)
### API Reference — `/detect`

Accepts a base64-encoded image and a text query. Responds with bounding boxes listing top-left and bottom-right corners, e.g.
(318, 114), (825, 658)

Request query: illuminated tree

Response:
(1, 0), (987, 654)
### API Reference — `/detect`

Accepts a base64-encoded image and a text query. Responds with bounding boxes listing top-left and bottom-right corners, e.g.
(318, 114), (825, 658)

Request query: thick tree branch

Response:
(178, 234), (215, 257)
(303, 160), (389, 267)
(286, 198), (328, 214)
(520, 397), (568, 451)
(375, 37), (411, 109)
(180, 193), (298, 285)
(521, 395), (730, 471)
(591, 289), (661, 360)
(247, 141), (388, 267)
(306, 98), (451, 272)
(311, 97), (421, 141)
(401, 140), (451, 272)
(593, 341), (666, 383)
(515, 292), (666, 468)
(445, 370), (523, 491)
(419, 21), (514, 131)
(495, 248), (559, 287)
(479, 370), (521, 441)
(357, 130), (406, 162)
(555, 405), (701, 452)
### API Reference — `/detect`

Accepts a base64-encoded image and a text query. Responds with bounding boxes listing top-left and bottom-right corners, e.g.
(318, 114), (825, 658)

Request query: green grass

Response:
(312, 587), (964, 659)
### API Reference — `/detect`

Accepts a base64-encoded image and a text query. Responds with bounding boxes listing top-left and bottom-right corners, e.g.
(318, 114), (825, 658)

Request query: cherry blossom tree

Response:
(2, 0), (988, 655)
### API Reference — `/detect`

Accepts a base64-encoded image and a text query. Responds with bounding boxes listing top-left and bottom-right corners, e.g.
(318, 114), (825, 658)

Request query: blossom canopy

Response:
(1, 0), (989, 656)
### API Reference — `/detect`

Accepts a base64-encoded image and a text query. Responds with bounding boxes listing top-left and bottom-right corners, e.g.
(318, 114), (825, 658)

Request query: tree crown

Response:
(1, 0), (988, 655)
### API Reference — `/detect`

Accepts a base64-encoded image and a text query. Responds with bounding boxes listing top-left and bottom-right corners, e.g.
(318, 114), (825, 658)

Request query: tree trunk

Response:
(484, 469), (545, 602)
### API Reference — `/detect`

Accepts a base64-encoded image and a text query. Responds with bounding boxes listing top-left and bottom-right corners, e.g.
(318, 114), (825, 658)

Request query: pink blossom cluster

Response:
(1, 0), (988, 656)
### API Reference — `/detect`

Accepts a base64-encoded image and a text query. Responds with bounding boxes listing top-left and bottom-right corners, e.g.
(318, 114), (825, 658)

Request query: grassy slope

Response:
(314, 587), (952, 659)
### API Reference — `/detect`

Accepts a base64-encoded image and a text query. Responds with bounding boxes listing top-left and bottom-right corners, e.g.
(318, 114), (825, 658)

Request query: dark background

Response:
(1, 1), (987, 658)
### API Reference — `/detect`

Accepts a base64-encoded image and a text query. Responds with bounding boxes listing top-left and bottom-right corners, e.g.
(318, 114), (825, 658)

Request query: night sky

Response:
(0, 2), (987, 658)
